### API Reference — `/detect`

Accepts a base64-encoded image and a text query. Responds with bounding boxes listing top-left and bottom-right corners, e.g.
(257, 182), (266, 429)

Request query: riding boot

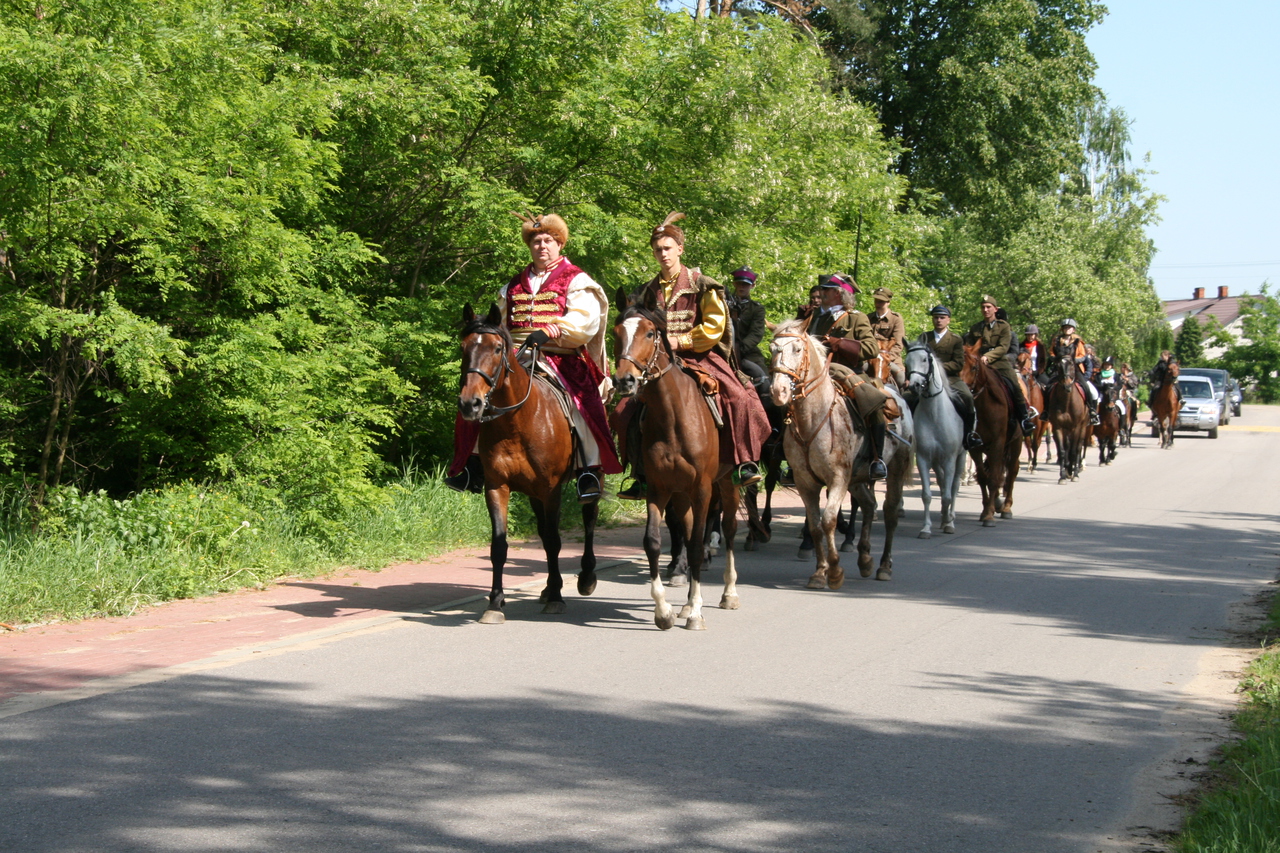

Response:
(575, 467), (603, 504)
(444, 455), (484, 494)
(733, 461), (763, 487)
(956, 396), (983, 450)
(1012, 396), (1036, 435)
(867, 416), (888, 481)
(1089, 407), (1100, 426)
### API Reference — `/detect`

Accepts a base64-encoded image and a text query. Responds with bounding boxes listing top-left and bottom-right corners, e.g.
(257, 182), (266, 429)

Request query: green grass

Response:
(1174, 590), (1280, 853)
(0, 470), (642, 626)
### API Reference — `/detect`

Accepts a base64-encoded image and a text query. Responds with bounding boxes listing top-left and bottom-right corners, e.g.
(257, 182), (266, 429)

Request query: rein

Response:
(774, 332), (841, 470)
(905, 347), (942, 399)
(617, 336), (674, 393)
(464, 336), (541, 423)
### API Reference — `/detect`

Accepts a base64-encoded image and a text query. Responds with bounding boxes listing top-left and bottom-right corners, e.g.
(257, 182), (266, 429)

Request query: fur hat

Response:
(512, 211), (568, 246)
(650, 211), (686, 247)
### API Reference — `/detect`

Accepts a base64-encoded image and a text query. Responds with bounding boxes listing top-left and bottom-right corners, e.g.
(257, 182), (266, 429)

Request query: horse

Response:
(960, 340), (1022, 526)
(1149, 362), (1180, 449)
(769, 319), (862, 588)
(1117, 381), (1139, 447)
(1094, 381), (1122, 465)
(847, 383), (914, 581)
(740, 379), (786, 552)
(1016, 351), (1053, 471)
(1042, 354), (1091, 483)
(903, 342), (965, 538)
(457, 303), (600, 625)
(868, 337), (898, 389)
(612, 294), (740, 630)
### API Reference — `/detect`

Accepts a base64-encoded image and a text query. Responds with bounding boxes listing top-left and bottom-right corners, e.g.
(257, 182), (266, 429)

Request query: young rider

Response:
(1048, 319), (1100, 425)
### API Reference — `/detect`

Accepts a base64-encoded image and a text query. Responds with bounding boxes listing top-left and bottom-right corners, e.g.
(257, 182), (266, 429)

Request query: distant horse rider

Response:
(1149, 350), (1183, 407)
(868, 287), (906, 387)
(810, 274), (892, 480)
(729, 266), (769, 384)
(445, 212), (622, 502)
(963, 294), (1038, 435)
(1019, 324), (1048, 380)
(1048, 319), (1100, 425)
(915, 304), (983, 449)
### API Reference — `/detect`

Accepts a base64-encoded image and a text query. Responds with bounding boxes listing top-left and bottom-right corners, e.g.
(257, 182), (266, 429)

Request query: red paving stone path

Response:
(0, 524), (654, 715)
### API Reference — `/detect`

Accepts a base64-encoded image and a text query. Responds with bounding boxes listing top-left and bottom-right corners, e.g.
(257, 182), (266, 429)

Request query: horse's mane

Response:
(773, 317), (828, 356)
(617, 302), (668, 334)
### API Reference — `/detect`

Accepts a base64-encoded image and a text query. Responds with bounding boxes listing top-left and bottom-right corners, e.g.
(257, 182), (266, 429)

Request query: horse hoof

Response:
(668, 573), (688, 588)
(720, 594), (740, 610)
(840, 541), (856, 553)
(827, 568), (845, 590)
(577, 574), (597, 596)
(744, 539), (758, 552)
(858, 556), (873, 578)
(478, 609), (505, 625)
(1000, 511), (1012, 520)
(943, 523), (956, 534)
(538, 589), (549, 603)
(797, 547), (813, 561)
(678, 603), (693, 618)
(1058, 478), (1068, 485)
(684, 616), (707, 631)
(806, 573), (827, 589)
(541, 600), (566, 615)
(708, 547), (720, 558)
(875, 567), (892, 581)
(982, 519), (996, 528)
(918, 530), (932, 540)
(654, 609), (675, 631)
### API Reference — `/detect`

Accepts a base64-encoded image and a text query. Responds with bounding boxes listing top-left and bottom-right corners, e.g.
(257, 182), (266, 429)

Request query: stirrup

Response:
(444, 458), (484, 494)
(733, 461), (763, 487)
(869, 459), (888, 481)
(963, 431), (984, 450)
(576, 469), (603, 505)
(1020, 418), (1037, 435)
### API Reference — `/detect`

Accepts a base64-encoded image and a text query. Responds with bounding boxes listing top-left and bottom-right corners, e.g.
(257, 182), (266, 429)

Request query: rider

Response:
(1048, 319), (1100, 425)
(445, 212), (622, 502)
(795, 285), (823, 321)
(728, 266), (769, 382)
(915, 305), (983, 449)
(614, 212), (771, 499)
(1097, 355), (1125, 419)
(867, 287), (906, 387)
(1019, 324), (1048, 379)
(963, 294), (1038, 435)
(1149, 350), (1184, 407)
(810, 274), (891, 480)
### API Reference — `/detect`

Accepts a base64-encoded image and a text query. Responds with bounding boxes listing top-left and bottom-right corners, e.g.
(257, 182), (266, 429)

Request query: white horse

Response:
(770, 320), (860, 590)
(903, 342), (965, 538)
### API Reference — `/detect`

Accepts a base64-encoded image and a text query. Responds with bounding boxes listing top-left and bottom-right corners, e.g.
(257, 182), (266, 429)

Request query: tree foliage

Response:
(1174, 316), (1204, 367)
(1213, 286), (1280, 402)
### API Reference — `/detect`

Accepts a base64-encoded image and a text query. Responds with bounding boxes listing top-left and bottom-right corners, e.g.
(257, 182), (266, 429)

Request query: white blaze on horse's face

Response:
(613, 316), (648, 395)
(618, 317), (641, 360)
(769, 337), (802, 407)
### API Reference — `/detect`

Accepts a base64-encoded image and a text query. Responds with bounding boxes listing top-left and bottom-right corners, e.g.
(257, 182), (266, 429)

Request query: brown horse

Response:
(868, 338), (898, 389)
(1149, 362), (1181, 449)
(1016, 351), (1053, 472)
(1093, 381), (1122, 465)
(1042, 354), (1091, 482)
(612, 295), (740, 630)
(960, 340), (1022, 526)
(457, 303), (600, 625)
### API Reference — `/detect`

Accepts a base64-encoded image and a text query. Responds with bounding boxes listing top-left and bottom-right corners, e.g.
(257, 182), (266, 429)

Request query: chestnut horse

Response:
(612, 296), (740, 631)
(868, 337), (899, 389)
(1016, 351), (1053, 471)
(1042, 354), (1091, 482)
(457, 304), (600, 625)
(1149, 362), (1181, 449)
(1094, 381), (1122, 465)
(960, 340), (1022, 526)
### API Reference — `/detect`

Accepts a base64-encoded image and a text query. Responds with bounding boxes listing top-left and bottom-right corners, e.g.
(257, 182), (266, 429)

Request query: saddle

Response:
(676, 359), (725, 428)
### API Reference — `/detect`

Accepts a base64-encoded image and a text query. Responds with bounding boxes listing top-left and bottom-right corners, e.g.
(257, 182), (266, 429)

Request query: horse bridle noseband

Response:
(617, 333), (673, 392)
(904, 345), (942, 398)
(771, 332), (830, 403)
(463, 335), (540, 422)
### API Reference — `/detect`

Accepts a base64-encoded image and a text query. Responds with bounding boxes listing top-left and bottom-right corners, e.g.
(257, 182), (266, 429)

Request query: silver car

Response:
(1175, 376), (1220, 438)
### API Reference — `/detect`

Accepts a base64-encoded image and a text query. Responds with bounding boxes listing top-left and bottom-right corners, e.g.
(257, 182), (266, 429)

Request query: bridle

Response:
(462, 333), (539, 422)
(904, 344), (942, 399)
(770, 332), (830, 402)
(616, 324), (674, 393)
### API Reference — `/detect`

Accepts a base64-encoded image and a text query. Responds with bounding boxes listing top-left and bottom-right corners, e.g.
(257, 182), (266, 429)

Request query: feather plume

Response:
(660, 211), (685, 228)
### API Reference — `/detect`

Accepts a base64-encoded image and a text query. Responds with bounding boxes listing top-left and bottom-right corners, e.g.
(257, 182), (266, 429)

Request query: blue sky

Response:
(1088, 1), (1280, 301)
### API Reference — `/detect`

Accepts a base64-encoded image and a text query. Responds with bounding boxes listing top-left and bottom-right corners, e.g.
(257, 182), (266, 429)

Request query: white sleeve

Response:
(555, 272), (603, 349)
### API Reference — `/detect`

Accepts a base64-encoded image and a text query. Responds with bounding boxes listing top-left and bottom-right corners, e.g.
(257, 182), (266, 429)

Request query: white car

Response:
(1175, 376), (1220, 438)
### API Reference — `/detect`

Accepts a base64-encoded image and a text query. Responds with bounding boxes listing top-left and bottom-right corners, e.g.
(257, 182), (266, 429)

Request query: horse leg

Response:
(801, 485), (833, 587)
(646, 499), (675, 630)
(719, 479), (741, 610)
(855, 483), (876, 576)
(664, 504), (688, 587)
(917, 454), (934, 539)
(531, 496), (566, 614)
(942, 449), (964, 533)
(971, 449), (996, 526)
(877, 461), (907, 580)
(682, 496), (708, 630)
(480, 486), (512, 625)
(1000, 440), (1018, 518)
(743, 482), (760, 551)
(577, 499), (599, 596)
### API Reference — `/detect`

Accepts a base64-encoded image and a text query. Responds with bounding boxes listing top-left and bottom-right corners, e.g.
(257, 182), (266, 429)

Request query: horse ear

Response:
(485, 303), (502, 326)
(462, 302), (475, 324)
(642, 285), (658, 312)
(614, 286), (630, 314)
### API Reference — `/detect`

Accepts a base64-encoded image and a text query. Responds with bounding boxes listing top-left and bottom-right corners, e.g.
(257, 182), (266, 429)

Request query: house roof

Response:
(1162, 294), (1250, 327)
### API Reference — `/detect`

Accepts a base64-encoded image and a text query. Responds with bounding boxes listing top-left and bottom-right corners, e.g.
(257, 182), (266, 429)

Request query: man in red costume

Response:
(445, 213), (621, 502)
(614, 212), (771, 499)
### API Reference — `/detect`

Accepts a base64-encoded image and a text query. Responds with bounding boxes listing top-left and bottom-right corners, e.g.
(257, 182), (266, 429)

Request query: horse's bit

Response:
(463, 335), (539, 422)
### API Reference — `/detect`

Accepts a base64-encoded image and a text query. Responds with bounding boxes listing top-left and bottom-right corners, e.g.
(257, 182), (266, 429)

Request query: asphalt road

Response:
(3, 408), (1279, 853)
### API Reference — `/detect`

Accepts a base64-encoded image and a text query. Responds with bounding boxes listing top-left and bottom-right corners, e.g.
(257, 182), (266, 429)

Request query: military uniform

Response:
(918, 327), (979, 439)
(964, 317), (1032, 414)
(812, 308), (887, 419)
(731, 294), (768, 373)
(868, 307), (906, 384)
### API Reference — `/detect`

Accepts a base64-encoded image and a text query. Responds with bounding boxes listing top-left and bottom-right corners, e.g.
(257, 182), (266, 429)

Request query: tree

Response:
(1214, 285), (1280, 403)
(1174, 316), (1204, 367)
